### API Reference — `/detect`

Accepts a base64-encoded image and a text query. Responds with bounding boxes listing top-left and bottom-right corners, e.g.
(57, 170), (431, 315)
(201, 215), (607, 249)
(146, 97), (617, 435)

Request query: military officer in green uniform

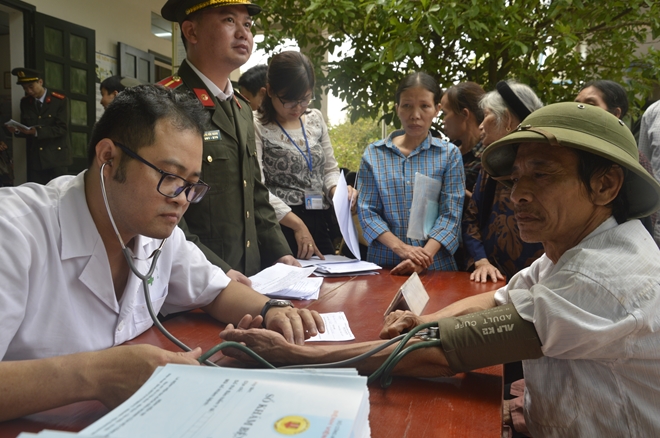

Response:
(5, 68), (71, 184)
(160, 0), (297, 281)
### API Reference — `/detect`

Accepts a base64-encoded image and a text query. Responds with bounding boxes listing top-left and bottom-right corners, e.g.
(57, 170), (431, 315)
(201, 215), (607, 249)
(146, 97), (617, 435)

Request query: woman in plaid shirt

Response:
(357, 72), (464, 275)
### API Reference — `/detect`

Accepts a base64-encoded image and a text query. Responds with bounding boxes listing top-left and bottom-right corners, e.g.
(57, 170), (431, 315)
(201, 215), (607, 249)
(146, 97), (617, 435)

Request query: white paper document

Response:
(297, 254), (357, 267)
(267, 277), (323, 300)
(249, 263), (318, 298)
(306, 312), (355, 342)
(332, 171), (361, 260)
(78, 364), (370, 438)
(4, 119), (31, 131)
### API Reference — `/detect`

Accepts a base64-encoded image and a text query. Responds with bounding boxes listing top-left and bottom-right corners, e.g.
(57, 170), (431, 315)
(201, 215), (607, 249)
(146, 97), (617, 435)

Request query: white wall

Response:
(26, 0), (172, 60)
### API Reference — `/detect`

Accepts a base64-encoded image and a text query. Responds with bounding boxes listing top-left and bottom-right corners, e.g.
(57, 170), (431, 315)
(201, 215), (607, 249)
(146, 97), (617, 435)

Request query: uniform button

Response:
(57, 147), (61, 150)
(246, 211), (250, 218)
(117, 320), (125, 332)
(243, 180), (247, 187)
(39, 147), (43, 151)
(207, 155), (213, 163)
(247, 240), (250, 248)
(38, 116), (41, 119)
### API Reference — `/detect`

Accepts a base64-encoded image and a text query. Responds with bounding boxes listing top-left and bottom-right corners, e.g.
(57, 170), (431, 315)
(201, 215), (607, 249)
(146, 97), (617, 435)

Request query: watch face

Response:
(271, 299), (293, 307)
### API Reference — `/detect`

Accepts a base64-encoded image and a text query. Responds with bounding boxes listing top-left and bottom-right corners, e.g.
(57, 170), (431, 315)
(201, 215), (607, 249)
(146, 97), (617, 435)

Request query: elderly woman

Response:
(357, 72), (464, 275)
(440, 82), (486, 196)
(462, 80), (544, 282)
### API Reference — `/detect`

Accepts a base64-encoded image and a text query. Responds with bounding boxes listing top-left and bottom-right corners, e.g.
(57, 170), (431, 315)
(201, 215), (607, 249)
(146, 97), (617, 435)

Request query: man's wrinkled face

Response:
(510, 143), (598, 250)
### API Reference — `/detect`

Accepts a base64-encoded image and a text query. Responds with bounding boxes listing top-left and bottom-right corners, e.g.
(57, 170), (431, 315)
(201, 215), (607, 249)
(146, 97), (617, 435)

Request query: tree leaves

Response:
(257, 0), (660, 121)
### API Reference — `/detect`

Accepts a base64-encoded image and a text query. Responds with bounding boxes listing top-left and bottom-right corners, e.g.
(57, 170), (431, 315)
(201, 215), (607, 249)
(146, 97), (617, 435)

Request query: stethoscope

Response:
(99, 162), (441, 380)
(99, 162), (220, 366)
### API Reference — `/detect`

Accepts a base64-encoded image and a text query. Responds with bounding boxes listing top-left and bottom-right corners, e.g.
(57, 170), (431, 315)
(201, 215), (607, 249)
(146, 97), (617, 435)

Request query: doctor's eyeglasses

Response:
(113, 141), (210, 203)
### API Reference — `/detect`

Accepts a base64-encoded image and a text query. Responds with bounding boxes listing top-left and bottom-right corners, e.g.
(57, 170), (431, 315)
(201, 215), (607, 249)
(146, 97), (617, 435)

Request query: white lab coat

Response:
(0, 172), (230, 360)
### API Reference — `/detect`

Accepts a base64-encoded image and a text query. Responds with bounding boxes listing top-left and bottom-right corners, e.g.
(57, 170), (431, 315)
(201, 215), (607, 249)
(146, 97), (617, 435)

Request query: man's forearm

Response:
(0, 353), (94, 422)
(285, 339), (451, 378)
(424, 290), (498, 322)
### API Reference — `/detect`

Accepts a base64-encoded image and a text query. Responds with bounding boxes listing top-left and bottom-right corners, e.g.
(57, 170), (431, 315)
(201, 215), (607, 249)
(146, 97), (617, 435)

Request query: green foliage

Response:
(329, 117), (382, 172)
(255, 0), (660, 121)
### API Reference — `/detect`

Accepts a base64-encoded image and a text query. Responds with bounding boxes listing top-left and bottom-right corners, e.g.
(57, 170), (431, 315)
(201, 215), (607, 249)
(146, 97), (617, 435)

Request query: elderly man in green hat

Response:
(222, 102), (660, 436)
(158, 0), (298, 286)
(4, 67), (71, 184)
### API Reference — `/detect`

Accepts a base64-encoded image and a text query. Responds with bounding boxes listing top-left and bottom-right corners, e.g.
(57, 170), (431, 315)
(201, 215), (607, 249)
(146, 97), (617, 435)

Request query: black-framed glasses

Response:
(277, 95), (314, 110)
(113, 141), (210, 203)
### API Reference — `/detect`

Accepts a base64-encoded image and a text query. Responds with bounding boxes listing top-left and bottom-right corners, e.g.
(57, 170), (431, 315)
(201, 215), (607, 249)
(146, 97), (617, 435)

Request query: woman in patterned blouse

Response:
(462, 80), (545, 282)
(357, 72), (465, 274)
(255, 51), (356, 259)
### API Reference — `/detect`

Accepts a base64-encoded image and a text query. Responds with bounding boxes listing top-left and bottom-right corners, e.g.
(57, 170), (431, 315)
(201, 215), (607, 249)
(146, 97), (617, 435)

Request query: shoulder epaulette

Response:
(234, 91), (249, 107)
(193, 88), (215, 107)
(158, 75), (183, 89)
(51, 92), (65, 100)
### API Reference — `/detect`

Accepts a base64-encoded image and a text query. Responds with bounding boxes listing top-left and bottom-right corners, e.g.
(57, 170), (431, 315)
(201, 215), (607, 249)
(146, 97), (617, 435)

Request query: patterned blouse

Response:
(357, 130), (465, 270)
(462, 168), (544, 279)
(255, 109), (340, 216)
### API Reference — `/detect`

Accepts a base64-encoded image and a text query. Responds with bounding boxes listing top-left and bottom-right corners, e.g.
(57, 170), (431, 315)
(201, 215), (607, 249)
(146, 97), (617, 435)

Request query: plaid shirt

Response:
(357, 130), (465, 270)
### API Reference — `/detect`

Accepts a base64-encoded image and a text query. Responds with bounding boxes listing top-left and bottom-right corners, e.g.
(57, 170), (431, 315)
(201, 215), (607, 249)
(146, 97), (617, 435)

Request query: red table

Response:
(0, 271), (504, 437)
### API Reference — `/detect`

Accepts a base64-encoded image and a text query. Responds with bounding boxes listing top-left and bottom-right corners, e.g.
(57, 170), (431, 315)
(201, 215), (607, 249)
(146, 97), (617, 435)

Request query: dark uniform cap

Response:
(161, 0), (261, 23)
(482, 101), (660, 219)
(11, 67), (42, 84)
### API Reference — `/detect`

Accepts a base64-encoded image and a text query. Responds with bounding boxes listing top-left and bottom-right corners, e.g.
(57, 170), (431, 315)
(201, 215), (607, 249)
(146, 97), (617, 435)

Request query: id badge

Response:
(304, 191), (324, 210)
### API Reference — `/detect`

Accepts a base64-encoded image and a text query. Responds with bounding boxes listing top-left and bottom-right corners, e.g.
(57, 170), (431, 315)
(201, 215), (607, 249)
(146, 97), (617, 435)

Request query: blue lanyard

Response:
(275, 118), (312, 173)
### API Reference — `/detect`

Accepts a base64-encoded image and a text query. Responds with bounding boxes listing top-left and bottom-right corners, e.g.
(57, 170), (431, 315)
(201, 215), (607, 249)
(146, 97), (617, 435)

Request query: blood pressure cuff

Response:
(438, 303), (543, 373)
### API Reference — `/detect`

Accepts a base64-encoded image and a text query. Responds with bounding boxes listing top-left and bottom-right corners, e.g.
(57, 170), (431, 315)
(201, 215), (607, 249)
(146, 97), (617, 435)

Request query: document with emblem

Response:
(72, 364), (370, 438)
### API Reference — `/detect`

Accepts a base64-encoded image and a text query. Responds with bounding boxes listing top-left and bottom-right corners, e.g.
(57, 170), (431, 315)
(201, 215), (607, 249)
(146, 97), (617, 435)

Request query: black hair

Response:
(258, 51), (315, 125)
(581, 80), (629, 118)
(443, 82), (486, 124)
(87, 85), (209, 180)
(100, 75), (124, 94)
(395, 72), (442, 105)
(573, 148), (629, 223)
(238, 64), (267, 95)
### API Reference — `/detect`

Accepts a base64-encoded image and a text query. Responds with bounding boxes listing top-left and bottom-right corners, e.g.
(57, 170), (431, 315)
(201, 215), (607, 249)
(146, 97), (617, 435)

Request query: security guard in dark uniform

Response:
(6, 68), (70, 184)
(160, 0), (295, 278)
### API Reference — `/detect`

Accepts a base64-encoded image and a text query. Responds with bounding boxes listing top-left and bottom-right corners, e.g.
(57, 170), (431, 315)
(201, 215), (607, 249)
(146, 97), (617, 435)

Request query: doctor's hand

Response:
(380, 310), (425, 339)
(92, 344), (201, 409)
(263, 307), (325, 345)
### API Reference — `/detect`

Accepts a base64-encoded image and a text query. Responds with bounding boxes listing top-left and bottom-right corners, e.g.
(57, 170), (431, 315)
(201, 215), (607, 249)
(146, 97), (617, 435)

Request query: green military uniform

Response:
(11, 68), (70, 184)
(160, 60), (292, 276)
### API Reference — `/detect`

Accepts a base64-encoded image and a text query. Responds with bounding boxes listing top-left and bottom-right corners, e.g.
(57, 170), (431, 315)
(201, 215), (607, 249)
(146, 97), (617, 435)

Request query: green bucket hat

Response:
(482, 101), (660, 219)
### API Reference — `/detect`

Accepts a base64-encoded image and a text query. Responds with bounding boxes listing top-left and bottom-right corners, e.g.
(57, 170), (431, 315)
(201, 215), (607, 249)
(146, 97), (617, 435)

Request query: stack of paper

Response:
(249, 264), (322, 300)
(299, 255), (382, 277)
(20, 365), (371, 438)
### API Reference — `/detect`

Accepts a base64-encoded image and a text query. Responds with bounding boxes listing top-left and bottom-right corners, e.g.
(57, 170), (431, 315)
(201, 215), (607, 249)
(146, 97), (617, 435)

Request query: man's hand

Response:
(263, 307), (325, 345)
(226, 269), (251, 287)
(90, 344), (202, 409)
(11, 125), (36, 136)
(470, 258), (505, 283)
(380, 310), (426, 339)
(390, 259), (425, 276)
(220, 325), (296, 365)
(276, 255), (302, 267)
(0, 141), (7, 151)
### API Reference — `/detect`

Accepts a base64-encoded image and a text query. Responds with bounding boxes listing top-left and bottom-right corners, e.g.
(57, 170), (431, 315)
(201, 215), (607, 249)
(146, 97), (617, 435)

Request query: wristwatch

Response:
(260, 299), (294, 327)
